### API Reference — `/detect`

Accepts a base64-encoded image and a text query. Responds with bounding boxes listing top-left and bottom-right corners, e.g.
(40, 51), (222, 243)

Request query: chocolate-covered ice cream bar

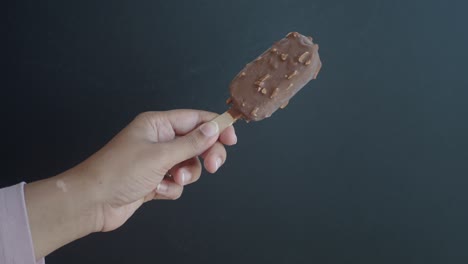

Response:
(211, 32), (321, 132)
(227, 32), (322, 121)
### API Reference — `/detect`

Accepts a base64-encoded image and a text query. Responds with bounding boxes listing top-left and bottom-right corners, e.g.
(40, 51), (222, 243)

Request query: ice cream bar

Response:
(226, 32), (322, 121)
(211, 32), (322, 132)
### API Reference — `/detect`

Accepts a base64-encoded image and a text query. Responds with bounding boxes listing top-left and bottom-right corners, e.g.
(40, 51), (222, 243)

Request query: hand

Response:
(82, 110), (237, 232)
(25, 109), (237, 259)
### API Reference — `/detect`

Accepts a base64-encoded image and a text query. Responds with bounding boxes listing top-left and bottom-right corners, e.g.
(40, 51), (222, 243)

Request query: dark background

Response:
(4, 0), (468, 263)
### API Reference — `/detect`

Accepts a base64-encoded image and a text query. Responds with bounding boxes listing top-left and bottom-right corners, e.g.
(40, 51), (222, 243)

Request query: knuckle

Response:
(134, 111), (155, 122)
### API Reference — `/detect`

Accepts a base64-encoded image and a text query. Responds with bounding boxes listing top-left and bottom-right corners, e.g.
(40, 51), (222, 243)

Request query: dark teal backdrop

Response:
(4, 0), (468, 263)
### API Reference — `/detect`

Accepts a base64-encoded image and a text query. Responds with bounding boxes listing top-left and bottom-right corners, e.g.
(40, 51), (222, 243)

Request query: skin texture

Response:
(24, 109), (237, 260)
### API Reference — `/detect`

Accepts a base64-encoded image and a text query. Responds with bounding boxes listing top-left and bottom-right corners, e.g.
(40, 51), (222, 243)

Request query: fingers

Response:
(153, 178), (184, 200)
(142, 109), (237, 138)
(159, 120), (220, 167)
(201, 142), (227, 173)
(165, 140), (228, 187)
(146, 131), (231, 201)
(161, 109), (219, 135)
(168, 156), (202, 186)
(219, 125), (237, 146)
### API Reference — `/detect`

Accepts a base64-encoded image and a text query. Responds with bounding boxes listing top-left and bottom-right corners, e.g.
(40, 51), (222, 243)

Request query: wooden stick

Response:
(211, 108), (242, 132)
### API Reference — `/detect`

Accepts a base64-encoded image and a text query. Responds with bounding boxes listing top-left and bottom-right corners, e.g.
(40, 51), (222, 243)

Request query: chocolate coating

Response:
(228, 32), (322, 121)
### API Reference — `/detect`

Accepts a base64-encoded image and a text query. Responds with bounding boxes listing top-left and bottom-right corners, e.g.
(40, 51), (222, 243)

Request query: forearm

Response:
(24, 168), (101, 260)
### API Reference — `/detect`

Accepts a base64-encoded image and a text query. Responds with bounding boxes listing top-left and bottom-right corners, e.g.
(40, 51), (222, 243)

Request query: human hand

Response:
(25, 109), (237, 259)
(77, 110), (237, 232)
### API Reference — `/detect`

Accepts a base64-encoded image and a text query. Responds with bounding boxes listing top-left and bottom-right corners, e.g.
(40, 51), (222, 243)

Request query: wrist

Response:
(61, 167), (104, 234)
(25, 168), (103, 258)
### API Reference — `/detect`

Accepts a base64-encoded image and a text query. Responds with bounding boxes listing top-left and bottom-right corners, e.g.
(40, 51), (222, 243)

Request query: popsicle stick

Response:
(211, 108), (242, 132)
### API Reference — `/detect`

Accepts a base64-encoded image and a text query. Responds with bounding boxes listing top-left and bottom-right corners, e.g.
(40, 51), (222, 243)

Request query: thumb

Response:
(162, 120), (220, 166)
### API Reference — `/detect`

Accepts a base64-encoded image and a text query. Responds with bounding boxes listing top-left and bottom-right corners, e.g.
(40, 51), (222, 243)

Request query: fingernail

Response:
(215, 157), (223, 171)
(181, 169), (192, 184)
(156, 182), (168, 193)
(199, 121), (219, 137)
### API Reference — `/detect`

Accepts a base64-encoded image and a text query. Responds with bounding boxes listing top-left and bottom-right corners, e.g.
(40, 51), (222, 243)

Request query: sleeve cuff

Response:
(0, 182), (45, 264)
